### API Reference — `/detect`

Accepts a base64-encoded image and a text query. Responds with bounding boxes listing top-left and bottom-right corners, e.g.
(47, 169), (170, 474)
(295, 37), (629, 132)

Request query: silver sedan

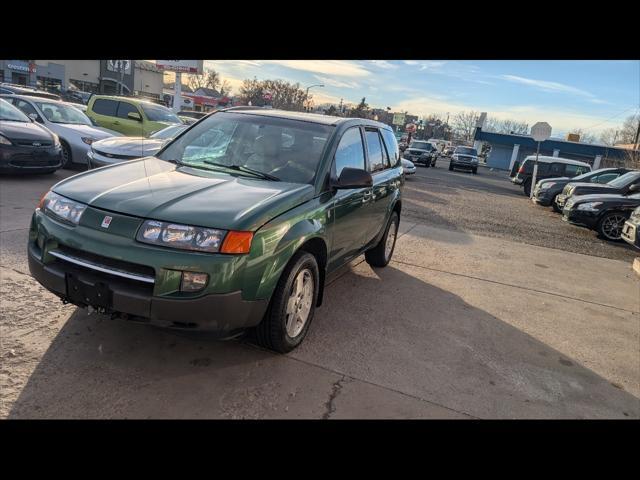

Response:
(402, 157), (417, 175)
(0, 94), (120, 168)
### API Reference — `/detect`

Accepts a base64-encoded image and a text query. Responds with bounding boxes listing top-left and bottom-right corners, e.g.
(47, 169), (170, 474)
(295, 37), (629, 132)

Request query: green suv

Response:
(86, 95), (182, 137)
(28, 109), (404, 352)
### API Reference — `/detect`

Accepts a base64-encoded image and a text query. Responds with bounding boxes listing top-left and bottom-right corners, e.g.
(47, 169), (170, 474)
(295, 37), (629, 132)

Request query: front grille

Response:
(53, 244), (155, 283)
(10, 159), (59, 167)
(93, 149), (140, 160)
(15, 140), (53, 147)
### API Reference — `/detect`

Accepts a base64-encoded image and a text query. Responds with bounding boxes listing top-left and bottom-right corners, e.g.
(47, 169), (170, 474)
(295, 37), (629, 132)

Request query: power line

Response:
(579, 105), (640, 132)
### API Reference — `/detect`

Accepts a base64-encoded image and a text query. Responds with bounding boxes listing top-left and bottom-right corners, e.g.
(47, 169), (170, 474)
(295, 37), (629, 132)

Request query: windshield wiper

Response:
(202, 160), (280, 181)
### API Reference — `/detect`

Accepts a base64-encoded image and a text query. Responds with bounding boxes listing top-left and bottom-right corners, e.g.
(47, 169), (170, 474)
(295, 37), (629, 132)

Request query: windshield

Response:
(158, 112), (334, 184)
(607, 171), (640, 188)
(35, 101), (92, 125)
(455, 147), (477, 156)
(0, 98), (31, 122)
(150, 124), (187, 140)
(410, 141), (432, 150)
(140, 103), (181, 123)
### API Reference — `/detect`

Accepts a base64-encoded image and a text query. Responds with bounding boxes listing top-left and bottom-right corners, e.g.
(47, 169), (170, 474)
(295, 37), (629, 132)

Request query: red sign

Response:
(405, 123), (417, 133)
(263, 92), (272, 101)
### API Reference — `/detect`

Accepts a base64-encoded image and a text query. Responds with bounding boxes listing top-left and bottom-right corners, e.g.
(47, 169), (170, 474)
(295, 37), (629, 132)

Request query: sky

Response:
(198, 60), (639, 138)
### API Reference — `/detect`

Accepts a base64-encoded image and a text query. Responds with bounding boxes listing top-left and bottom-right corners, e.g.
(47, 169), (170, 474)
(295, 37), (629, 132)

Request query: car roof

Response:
(224, 108), (391, 128)
(89, 95), (166, 107)
(0, 94), (66, 105)
(522, 155), (591, 167)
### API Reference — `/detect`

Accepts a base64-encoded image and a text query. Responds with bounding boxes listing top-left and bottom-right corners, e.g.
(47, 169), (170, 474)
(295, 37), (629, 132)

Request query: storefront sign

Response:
(156, 60), (203, 74)
(7, 61), (35, 73)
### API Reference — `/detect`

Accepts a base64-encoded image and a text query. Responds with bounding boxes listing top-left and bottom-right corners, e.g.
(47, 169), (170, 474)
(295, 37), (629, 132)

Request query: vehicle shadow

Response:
(292, 264), (640, 419)
(8, 262), (638, 419)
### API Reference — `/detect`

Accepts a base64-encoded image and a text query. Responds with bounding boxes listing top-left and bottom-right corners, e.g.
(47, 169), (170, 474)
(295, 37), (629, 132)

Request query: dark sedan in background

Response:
(563, 191), (640, 241)
(533, 167), (630, 212)
(0, 98), (62, 174)
(556, 170), (640, 211)
(621, 206), (640, 249)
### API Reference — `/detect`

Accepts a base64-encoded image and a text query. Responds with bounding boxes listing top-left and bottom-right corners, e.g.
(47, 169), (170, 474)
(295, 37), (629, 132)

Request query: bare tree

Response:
(483, 116), (529, 135)
(567, 128), (597, 144)
(599, 128), (619, 146)
(619, 113), (640, 145)
(219, 80), (232, 97)
(239, 78), (307, 111)
(188, 69), (221, 93)
(451, 110), (480, 142)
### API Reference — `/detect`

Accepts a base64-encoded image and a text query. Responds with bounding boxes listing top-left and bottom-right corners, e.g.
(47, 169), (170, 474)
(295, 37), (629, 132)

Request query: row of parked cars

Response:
(509, 154), (640, 248)
(0, 84), (205, 174)
(400, 139), (480, 175)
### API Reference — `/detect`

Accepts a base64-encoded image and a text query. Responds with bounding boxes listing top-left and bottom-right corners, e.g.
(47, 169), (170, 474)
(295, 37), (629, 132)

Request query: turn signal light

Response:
(221, 231), (253, 254)
(37, 190), (50, 210)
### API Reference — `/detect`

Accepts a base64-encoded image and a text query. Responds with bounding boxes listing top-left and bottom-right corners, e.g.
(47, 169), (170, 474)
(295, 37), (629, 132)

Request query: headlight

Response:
(52, 134), (61, 148)
(81, 137), (94, 145)
(136, 220), (227, 253)
(40, 191), (87, 225)
(576, 202), (603, 211)
(0, 134), (13, 145)
(540, 182), (555, 189)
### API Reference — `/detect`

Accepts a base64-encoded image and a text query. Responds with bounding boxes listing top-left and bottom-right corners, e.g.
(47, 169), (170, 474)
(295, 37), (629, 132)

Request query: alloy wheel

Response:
(385, 217), (398, 261)
(601, 214), (626, 240)
(285, 268), (314, 338)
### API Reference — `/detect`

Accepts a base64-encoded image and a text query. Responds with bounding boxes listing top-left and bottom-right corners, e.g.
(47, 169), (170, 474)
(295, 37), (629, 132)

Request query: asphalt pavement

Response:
(1, 162), (638, 419)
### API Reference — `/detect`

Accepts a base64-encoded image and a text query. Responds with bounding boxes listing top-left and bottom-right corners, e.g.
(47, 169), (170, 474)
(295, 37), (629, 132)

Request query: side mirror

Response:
(128, 111), (142, 121)
(628, 183), (639, 193)
(332, 167), (373, 190)
(28, 113), (41, 123)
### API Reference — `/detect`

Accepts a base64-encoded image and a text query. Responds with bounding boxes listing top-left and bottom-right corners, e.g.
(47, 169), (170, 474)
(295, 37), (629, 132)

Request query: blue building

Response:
(472, 127), (630, 171)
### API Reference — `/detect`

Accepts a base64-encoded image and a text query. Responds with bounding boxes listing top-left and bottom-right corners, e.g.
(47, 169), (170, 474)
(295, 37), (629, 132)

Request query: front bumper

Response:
(562, 207), (599, 229)
(555, 194), (569, 209)
(0, 144), (62, 173)
(532, 188), (553, 206)
(621, 219), (640, 249)
(27, 209), (268, 334)
(450, 161), (477, 170)
(511, 176), (524, 185)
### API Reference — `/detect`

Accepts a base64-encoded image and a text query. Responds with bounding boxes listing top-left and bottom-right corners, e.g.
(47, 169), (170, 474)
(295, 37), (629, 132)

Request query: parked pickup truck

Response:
(28, 109), (404, 352)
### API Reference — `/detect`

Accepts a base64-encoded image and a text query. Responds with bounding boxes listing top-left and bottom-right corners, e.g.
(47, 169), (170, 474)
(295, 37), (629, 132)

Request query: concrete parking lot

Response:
(1, 160), (639, 419)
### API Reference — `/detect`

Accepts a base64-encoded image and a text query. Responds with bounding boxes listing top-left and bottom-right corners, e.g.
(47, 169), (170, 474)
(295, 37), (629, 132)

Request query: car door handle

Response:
(363, 190), (373, 203)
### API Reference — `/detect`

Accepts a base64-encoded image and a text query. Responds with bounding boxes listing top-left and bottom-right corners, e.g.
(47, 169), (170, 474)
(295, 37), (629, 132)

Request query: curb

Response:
(634, 258), (640, 277)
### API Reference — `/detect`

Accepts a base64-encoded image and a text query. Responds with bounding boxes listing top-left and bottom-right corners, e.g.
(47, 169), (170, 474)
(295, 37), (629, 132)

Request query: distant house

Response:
(192, 87), (221, 98)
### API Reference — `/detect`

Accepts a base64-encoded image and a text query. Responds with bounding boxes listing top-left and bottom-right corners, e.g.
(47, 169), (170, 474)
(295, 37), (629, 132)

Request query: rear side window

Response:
(365, 129), (386, 173)
(117, 101), (140, 119)
(380, 129), (400, 166)
(334, 127), (365, 177)
(92, 99), (118, 116)
(565, 164), (589, 176)
(14, 99), (38, 117)
(549, 163), (565, 175)
(594, 173), (620, 184)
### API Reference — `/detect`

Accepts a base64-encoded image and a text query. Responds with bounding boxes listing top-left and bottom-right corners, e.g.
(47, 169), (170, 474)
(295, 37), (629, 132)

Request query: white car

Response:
(402, 157), (416, 175)
(87, 124), (188, 169)
(1, 94), (120, 168)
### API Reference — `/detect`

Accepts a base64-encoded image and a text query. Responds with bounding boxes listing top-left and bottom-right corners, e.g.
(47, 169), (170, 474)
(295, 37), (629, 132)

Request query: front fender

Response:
(240, 197), (330, 302)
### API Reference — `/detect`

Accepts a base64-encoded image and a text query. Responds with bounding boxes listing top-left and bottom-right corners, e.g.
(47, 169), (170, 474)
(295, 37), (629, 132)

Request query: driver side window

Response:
(334, 127), (365, 177)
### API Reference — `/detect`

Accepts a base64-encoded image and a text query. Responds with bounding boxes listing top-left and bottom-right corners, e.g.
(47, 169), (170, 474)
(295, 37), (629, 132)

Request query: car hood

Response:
(52, 123), (116, 141)
(568, 182), (617, 194)
(91, 136), (165, 157)
(406, 148), (432, 154)
(0, 121), (53, 141)
(571, 193), (639, 204)
(52, 157), (315, 231)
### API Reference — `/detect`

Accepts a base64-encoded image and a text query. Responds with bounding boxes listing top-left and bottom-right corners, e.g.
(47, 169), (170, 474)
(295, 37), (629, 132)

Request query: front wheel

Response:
(523, 179), (532, 197)
(597, 212), (627, 241)
(255, 251), (319, 353)
(448, 163), (454, 171)
(365, 211), (399, 268)
(60, 141), (72, 169)
(472, 167), (477, 174)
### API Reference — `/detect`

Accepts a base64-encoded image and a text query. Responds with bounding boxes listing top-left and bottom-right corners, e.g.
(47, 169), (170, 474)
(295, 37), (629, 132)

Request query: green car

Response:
(86, 95), (182, 137)
(28, 109), (404, 352)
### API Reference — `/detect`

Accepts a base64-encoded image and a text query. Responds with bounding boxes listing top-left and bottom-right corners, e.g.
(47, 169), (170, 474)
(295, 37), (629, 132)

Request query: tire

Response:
(255, 251), (319, 353)
(552, 196), (562, 213)
(597, 211), (627, 241)
(448, 163), (454, 171)
(523, 179), (532, 197)
(365, 210), (399, 268)
(60, 141), (72, 169)
(472, 167), (477, 174)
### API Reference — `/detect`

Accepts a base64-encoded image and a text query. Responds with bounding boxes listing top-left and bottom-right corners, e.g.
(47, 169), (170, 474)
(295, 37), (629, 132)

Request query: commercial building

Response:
(473, 124), (631, 171)
(1, 60), (163, 99)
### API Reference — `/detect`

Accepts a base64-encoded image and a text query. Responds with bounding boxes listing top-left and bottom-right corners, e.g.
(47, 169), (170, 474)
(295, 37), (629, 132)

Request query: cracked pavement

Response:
(1, 163), (639, 418)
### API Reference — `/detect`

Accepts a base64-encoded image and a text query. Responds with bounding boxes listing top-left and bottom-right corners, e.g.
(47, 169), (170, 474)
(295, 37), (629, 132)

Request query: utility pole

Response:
(119, 60), (126, 95)
(634, 118), (640, 151)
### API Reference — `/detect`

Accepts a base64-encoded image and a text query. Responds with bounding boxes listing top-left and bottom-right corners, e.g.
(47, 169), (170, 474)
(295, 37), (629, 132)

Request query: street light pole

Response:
(304, 84), (324, 112)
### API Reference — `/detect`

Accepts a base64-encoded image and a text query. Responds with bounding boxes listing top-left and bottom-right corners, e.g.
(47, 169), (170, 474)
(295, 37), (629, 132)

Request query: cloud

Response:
(261, 60), (371, 77)
(314, 75), (359, 89)
(369, 60), (398, 69)
(500, 75), (603, 103)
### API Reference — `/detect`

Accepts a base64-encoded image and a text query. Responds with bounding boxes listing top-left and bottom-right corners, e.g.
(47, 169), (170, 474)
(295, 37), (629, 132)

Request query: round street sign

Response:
(531, 122), (552, 142)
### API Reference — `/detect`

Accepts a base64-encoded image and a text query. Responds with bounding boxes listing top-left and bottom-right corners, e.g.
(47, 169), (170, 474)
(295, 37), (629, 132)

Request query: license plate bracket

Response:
(66, 273), (111, 310)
